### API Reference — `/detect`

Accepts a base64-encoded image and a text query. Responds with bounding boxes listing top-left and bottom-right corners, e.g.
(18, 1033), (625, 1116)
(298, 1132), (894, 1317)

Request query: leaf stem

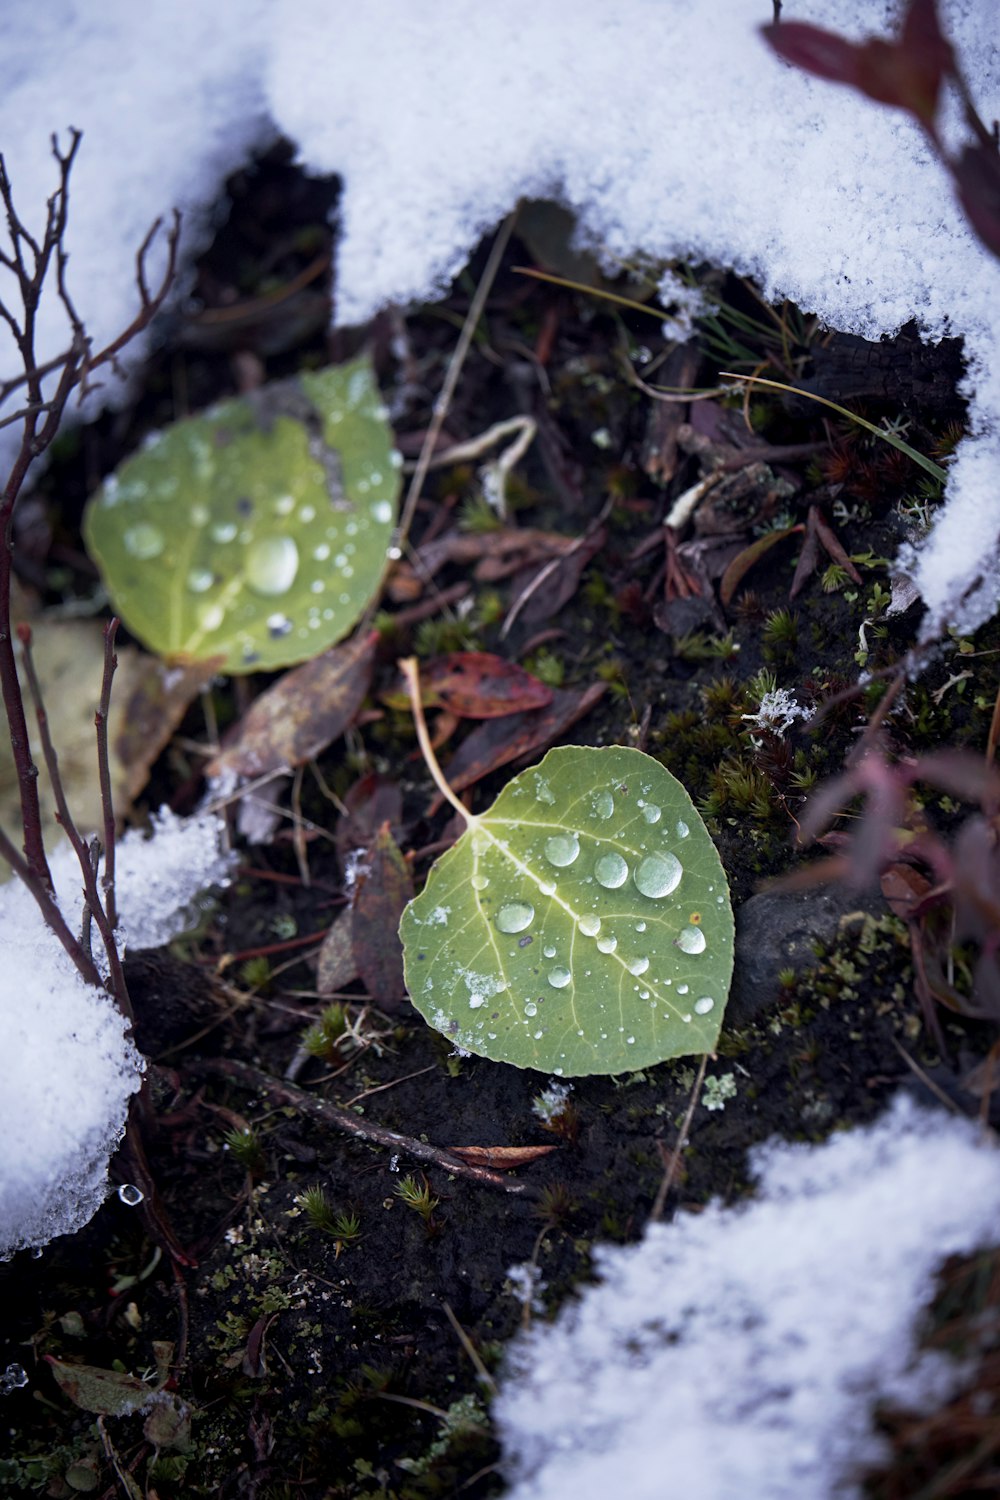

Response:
(399, 656), (471, 825)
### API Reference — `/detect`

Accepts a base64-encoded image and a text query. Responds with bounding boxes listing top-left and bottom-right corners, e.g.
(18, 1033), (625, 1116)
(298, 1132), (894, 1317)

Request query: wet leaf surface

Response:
(403, 744), (734, 1074)
(84, 355), (399, 673)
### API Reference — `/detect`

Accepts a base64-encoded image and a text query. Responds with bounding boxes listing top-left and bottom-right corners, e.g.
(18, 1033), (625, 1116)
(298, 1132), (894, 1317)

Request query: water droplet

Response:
(196, 601), (225, 633)
(640, 990), (650, 1000)
(372, 500), (393, 524)
(544, 832), (580, 867)
(117, 1183), (144, 1206)
(677, 983), (690, 995)
(299, 504), (316, 523)
(525, 1000), (538, 1017)
(123, 522), (165, 560)
(641, 803), (662, 824)
(634, 852), (682, 899)
(677, 820), (690, 838)
(593, 790), (615, 819)
(543, 944), (557, 959)
(548, 966), (572, 989)
(578, 914), (601, 937)
(496, 901), (534, 934)
(676, 926), (707, 954)
(187, 566), (214, 593)
(538, 881), (556, 897)
(628, 956), (650, 976)
(471, 874), (489, 891)
(267, 613), (293, 638)
(634, 920), (647, 932)
(189, 503), (209, 526)
(596, 934), (618, 954)
(695, 996), (715, 1015)
(594, 851), (628, 889)
(313, 542), (331, 560)
(210, 520), (238, 543)
(469, 994), (486, 1009)
(245, 535), (299, 595)
(1, 1362), (29, 1393)
(626, 1036), (635, 1045)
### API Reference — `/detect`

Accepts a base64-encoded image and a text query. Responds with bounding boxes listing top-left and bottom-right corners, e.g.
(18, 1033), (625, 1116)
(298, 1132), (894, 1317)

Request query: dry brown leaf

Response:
(445, 1144), (558, 1170)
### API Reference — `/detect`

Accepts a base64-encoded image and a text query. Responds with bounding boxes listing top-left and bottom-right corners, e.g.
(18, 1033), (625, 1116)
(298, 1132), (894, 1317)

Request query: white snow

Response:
(0, 811), (234, 1257)
(1, 1), (999, 636)
(496, 1094), (1000, 1500)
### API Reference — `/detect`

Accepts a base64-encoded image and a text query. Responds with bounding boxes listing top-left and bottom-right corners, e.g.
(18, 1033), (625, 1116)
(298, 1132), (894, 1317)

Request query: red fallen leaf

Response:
(428, 682), (607, 811)
(418, 652), (553, 718)
(508, 525), (608, 629)
(445, 1144), (559, 1170)
(207, 629), (377, 779)
(351, 821), (414, 1010)
(952, 141), (1000, 261)
(335, 771), (404, 864)
(719, 524), (803, 606)
(762, 0), (954, 134)
(316, 908), (359, 996)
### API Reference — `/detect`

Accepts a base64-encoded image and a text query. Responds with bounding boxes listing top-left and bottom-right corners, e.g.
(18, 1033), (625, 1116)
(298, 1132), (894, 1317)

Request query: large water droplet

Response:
(123, 523), (165, 560)
(634, 852), (682, 898)
(245, 535), (299, 596)
(196, 601), (225, 633)
(694, 996), (715, 1015)
(548, 966), (572, 989)
(544, 832), (580, 867)
(187, 566), (214, 593)
(578, 914), (601, 937)
(628, 956), (650, 976)
(676, 926), (707, 955)
(525, 1000), (538, 1017)
(496, 901), (534, 934)
(641, 803), (662, 824)
(594, 851), (628, 888)
(596, 934), (618, 954)
(117, 1183), (144, 1206)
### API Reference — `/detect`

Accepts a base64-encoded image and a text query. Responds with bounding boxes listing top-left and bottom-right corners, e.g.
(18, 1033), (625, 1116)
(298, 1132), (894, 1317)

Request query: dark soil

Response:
(3, 145), (1000, 1500)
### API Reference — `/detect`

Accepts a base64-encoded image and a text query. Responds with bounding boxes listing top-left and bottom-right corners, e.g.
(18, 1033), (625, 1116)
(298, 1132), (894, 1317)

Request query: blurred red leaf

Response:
(351, 822), (413, 1009)
(418, 652), (553, 718)
(429, 682), (606, 811)
(951, 141), (1000, 260)
(762, 0), (954, 133)
(335, 771), (404, 863)
(207, 629), (377, 779)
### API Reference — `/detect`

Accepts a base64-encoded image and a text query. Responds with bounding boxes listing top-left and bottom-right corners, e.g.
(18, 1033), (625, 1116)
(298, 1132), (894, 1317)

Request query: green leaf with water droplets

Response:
(83, 354), (399, 674)
(400, 744), (734, 1076)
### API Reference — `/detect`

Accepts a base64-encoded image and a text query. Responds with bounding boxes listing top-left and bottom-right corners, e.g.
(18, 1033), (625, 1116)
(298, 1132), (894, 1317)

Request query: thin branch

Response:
(190, 1057), (537, 1197)
(95, 620), (119, 930)
(17, 624), (132, 1022)
(650, 1053), (708, 1223)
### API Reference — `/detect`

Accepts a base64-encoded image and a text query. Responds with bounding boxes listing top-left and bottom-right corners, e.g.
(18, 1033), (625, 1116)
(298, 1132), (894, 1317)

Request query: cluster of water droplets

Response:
(482, 782), (721, 1034)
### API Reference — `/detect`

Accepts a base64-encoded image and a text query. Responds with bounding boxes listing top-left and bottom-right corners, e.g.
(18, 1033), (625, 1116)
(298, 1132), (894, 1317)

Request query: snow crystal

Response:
(495, 1094), (1000, 1500)
(0, 810), (234, 1256)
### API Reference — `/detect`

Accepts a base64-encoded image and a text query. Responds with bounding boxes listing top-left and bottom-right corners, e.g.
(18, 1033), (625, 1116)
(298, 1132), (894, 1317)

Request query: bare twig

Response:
(650, 1053), (708, 1222)
(95, 620), (119, 930)
(189, 1057), (538, 1197)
